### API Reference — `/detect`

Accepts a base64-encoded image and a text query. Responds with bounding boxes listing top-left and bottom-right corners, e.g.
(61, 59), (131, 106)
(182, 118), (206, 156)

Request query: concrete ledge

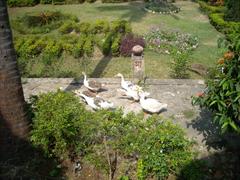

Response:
(22, 78), (205, 86)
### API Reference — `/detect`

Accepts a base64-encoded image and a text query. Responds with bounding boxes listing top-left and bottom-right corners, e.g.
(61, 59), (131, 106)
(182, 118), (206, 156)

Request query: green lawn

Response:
(9, 1), (225, 78)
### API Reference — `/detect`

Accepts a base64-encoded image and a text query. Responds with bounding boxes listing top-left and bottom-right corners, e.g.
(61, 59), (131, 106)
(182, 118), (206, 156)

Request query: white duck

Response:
(75, 90), (114, 110)
(82, 72), (102, 92)
(118, 87), (140, 101)
(115, 73), (135, 91)
(139, 92), (167, 114)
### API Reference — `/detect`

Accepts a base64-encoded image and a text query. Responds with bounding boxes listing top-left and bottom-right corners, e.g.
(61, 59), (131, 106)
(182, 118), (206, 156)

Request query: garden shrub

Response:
(198, 0), (225, 13)
(145, 1), (180, 14)
(30, 91), (88, 158)
(192, 35), (240, 133)
(73, 35), (86, 58)
(83, 35), (94, 57)
(111, 20), (131, 34)
(102, 32), (114, 56)
(111, 33), (121, 56)
(120, 33), (145, 57)
(144, 29), (198, 55)
(59, 21), (77, 34)
(15, 36), (38, 58)
(209, 13), (240, 34)
(170, 51), (190, 79)
(86, 0), (96, 3)
(92, 20), (110, 34)
(65, 0), (85, 3)
(21, 11), (63, 27)
(60, 35), (79, 54)
(12, 11), (77, 34)
(101, 0), (131, 3)
(132, 117), (194, 179)
(42, 39), (62, 64)
(225, 0), (240, 21)
(40, 0), (52, 4)
(7, 0), (39, 7)
(30, 90), (199, 178)
(77, 22), (91, 34)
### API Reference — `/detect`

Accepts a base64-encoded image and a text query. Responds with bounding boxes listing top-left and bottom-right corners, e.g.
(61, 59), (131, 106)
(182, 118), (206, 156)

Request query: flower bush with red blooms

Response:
(192, 35), (240, 133)
(119, 33), (145, 57)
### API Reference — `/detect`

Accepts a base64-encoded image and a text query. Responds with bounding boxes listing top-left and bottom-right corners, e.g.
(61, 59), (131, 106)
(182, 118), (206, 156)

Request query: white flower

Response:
(165, 50), (170, 54)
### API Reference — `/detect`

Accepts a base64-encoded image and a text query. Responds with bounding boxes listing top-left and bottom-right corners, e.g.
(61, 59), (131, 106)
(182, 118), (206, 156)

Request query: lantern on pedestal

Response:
(132, 45), (144, 80)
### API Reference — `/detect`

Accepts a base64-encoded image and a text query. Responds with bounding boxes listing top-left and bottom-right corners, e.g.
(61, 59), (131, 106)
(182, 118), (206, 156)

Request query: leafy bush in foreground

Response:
(192, 35), (240, 133)
(31, 91), (197, 179)
(30, 91), (87, 158)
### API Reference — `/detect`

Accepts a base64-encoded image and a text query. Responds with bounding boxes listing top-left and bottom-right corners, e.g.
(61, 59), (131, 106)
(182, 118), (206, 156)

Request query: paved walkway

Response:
(22, 78), (240, 158)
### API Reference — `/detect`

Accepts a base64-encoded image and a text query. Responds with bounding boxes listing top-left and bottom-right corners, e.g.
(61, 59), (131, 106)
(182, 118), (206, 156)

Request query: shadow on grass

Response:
(90, 55), (112, 78)
(0, 113), (62, 179)
(96, 1), (147, 23)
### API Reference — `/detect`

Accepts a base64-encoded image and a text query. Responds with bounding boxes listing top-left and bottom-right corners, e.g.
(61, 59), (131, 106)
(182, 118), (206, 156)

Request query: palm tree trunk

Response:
(0, 0), (29, 144)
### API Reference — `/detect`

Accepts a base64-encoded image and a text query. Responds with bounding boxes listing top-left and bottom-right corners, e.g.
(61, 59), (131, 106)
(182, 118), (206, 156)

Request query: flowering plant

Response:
(192, 36), (240, 133)
(144, 29), (198, 55)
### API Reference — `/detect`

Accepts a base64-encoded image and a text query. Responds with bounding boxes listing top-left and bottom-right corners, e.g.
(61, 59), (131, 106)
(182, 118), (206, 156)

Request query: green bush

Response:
(30, 91), (87, 158)
(15, 36), (38, 58)
(59, 21), (77, 34)
(40, 0), (52, 4)
(64, 0), (85, 3)
(145, 1), (180, 13)
(30, 90), (198, 178)
(83, 35), (94, 57)
(170, 51), (190, 79)
(60, 35), (78, 54)
(101, 0), (134, 3)
(198, 0), (225, 13)
(92, 20), (110, 34)
(42, 39), (62, 64)
(225, 0), (240, 21)
(7, 0), (39, 7)
(209, 13), (240, 34)
(11, 11), (77, 34)
(72, 35), (87, 58)
(102, 32), (113, 56)
(192, 35), (240, 133)
(111, 20), (132, 34)
(77, 22), (91, 33)
(111, 33), (121, 56)
(86, 0), (96, 3)
(133, 118), (194, 179)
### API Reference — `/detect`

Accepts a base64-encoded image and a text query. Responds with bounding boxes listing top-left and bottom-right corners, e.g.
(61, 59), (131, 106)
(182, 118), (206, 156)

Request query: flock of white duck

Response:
(74, 72), (167, 114)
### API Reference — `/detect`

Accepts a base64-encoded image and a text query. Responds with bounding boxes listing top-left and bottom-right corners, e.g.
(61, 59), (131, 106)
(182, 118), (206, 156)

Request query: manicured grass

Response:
(8, 1), (226, 78)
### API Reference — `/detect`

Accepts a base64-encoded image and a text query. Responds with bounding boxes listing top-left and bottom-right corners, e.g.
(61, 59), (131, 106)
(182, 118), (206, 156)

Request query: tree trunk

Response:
(0, 0), (29, 146)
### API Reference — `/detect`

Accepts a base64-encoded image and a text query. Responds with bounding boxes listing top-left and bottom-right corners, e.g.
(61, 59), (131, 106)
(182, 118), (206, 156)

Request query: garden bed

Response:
(9, 1), (225, 79)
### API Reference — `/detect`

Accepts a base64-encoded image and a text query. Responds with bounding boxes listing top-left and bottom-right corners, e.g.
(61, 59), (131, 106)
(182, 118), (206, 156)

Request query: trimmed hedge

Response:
(209, 13), (240, 34)
(7, 0), (39, 7)
(14, 18), (133, 59)
(198, 0), (225, 13)
(101, 0), (137, 3)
